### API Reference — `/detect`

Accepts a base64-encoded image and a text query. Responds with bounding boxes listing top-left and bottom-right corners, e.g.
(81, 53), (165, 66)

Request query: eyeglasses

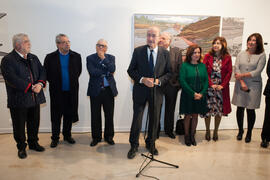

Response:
(96, 44), (107, 48)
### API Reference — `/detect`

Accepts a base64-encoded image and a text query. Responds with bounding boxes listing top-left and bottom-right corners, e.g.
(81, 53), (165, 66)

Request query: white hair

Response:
(12, 33), (28, 49)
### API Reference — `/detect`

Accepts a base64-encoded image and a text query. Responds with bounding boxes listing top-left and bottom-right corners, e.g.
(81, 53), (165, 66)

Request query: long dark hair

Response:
(246, 33), (264, 54)
(186, 44), (202, 63)
(209, 36), (229, 58)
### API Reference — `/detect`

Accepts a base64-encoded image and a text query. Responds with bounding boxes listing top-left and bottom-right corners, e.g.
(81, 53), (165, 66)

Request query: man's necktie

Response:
(149, 50), (154, 75)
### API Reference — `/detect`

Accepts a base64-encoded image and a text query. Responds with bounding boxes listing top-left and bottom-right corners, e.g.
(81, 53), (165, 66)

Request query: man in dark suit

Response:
(127, 26), (172, 159)
(158, 32), (182, 139)
(87, 39), (118, 147)
(1, 33), (46, 159)
(44, 34), (82, 148)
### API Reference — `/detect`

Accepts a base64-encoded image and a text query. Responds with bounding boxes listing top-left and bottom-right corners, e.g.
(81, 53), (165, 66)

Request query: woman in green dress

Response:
(179, 44), (208, 146)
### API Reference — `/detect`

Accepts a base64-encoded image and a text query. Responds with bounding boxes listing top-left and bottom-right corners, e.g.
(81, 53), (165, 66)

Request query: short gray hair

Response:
(97, 38), (108, 45)
(12, 33), (28, 49)
(55, 34), (68, 44)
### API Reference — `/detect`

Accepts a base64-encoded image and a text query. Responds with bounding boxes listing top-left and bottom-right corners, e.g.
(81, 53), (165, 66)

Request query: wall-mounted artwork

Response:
(0, 13), (8, 82)
(134, 14), (245, 57)
(134, 14), (221, 54)
(221, 17), (244, 57)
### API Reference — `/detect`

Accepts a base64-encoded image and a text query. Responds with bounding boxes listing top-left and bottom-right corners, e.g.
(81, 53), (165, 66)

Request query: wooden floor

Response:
(0, 129), (269, 180)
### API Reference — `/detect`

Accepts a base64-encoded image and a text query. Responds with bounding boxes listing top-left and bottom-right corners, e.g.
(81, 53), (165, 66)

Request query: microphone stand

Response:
(136, 76), (179, 178)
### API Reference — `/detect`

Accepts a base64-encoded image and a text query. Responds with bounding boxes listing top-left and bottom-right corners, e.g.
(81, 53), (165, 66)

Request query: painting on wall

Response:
(134, 14), (221, 54)
(221, 17), (244, 57)
(0, 13), (8, 82)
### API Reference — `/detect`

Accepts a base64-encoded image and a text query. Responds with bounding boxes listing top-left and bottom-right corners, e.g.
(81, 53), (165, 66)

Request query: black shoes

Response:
(127, 146), (138, 159)
(50, 140), (59, 148)
(213, 131), (218, 141)
(245, 131), (252, 143)
(190, 135), (197, 146)
(18, 149), (27, 159)
(184, 135), (191, 146)
(90, 139), (101, 147)
(165, 132), (176, 139)
(146, 143), (159, 155)
(64, 137), (76, 144)
(261, 139), (269, 148)
(205, 130), (211, 141)
(236, 130), (244, 141)
(105, 138), (115, 145)
(29, 143), (45, 152)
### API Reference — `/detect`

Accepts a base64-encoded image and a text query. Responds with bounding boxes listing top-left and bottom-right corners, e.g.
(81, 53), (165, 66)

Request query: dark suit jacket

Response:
(44, 50), (82, 122)
(127, 45), (172, 104)
(168, 47), (182, 88)
(86, 53), (118, 97)
(1, 50), (46, 108)
(264, 54), (270, 96)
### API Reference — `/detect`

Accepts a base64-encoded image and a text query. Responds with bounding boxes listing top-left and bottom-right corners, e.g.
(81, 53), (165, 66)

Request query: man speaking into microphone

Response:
(127, 26), (172, 159)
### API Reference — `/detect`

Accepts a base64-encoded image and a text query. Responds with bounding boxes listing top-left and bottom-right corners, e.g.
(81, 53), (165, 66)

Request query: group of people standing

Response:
(1, 27), (269, 160)
(179, 33), (268, 149)
(1, 33), (117, 159)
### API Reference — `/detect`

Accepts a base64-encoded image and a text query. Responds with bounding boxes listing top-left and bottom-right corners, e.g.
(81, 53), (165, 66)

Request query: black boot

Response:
(237, 130), (244, 141)
(245, 131), (252, 143)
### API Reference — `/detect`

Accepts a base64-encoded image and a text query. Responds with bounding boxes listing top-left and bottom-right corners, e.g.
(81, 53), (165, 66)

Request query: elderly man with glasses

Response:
(87, 39), (118, 147)
(44, 34), (82, 148)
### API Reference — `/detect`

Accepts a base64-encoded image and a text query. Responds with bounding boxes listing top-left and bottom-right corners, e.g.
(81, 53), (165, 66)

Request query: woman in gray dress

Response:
(232, 33), (266, 143)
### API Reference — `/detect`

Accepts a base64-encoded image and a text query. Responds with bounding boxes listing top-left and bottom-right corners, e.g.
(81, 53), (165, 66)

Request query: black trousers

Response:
(161, 83), (179, 134)
(51, 91), (73, 140)
(129, 89), (162, 148)
(10, 105), (40, 150)
(90, 87), (114, 140)
(261, 96), (270, 141)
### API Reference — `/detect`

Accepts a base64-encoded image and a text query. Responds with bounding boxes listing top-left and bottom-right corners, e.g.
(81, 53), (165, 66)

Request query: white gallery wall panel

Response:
(0, 0), (270, 133)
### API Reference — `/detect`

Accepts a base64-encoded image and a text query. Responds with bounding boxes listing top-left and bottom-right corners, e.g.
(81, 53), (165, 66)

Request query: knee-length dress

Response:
(204, 57), (223, 117)
(232, 51), (266, 109)
(179, 62), (208, 115)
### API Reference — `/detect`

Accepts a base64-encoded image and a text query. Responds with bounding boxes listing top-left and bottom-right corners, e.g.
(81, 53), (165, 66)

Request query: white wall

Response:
(1, 0), (270, 133)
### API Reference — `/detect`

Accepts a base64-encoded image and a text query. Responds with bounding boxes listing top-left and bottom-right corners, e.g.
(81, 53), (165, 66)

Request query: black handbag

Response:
(175, 116), (185, 135)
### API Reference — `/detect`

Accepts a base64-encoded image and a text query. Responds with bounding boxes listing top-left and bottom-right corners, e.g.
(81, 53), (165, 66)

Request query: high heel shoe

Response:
(236, 130), (244, 141)
(245, 131), (252, 143)
(190, 135), (197, 146)
(184, 135), (191, 146)
(213, 130), (218, 141)
(205, 130), (211, 141)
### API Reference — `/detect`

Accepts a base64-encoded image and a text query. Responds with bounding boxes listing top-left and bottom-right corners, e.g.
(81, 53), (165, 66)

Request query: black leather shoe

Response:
(105, 138), (115, 145)
(236, 130), (244, 141)
(127, 147), (138, 159)
(64, 137), (76, 144)
(261, 139), (269, 148)
(166, 132), (176, 139)
(145, 143), (159, 155)
(184, 135), (191, 146)
(18, 149), (27, 159)
(90, 139), (101, 147)
(29, 143), (45, 152)
(50, 140), (59, 148)
(245, 131), (252, 143)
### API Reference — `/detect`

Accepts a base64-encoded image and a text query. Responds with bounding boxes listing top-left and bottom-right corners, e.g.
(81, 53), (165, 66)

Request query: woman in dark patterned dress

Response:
(203, 37), (232, 141)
